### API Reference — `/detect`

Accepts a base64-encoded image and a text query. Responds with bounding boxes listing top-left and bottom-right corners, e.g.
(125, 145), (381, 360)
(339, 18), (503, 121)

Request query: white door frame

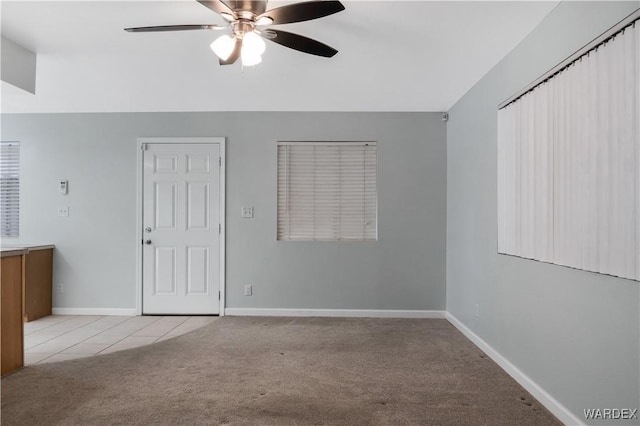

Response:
(136, 137), (226, 316)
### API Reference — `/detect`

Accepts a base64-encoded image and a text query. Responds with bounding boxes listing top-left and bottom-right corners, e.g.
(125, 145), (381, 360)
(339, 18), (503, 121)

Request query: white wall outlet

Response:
(244, 285), (252, 296)
(58, 206), (70, 217)
(56, 283), (64, 294)
(241, 207), (254, 218)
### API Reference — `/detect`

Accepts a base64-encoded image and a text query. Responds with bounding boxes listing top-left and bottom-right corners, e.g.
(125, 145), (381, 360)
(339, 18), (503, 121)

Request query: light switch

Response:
(59, 179), (68, 195)
(241, 207), (254, 218)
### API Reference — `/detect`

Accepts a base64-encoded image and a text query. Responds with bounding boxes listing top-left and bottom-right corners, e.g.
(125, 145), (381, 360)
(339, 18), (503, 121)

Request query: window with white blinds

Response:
(277, 141), (377, 241)
(0, 142), (20, 238)
(497, 19), (639, 281)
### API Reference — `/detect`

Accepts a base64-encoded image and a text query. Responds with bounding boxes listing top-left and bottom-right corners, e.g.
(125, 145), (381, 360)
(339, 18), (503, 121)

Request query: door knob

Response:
(145, 227), (152, 233)
(144, 240), (152, 245)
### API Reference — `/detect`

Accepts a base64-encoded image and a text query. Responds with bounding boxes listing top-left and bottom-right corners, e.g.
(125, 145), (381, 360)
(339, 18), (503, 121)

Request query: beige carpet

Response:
(1, 317), (561, 425)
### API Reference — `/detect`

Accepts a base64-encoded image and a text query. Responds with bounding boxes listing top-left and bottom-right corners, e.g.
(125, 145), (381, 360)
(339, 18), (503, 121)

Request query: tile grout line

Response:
(28, 316), (214, 365)
(155, 317), (214, 342)
(61, 316), (166, 357)
(30, 316), (165, 362)
(32, 353), (56, 364)
(149, 317), (192, 344)
(24, 316), (77, 336)
(34, 323), (205, 363)
(26, 316), (107, 352)
(27, 316), (127, 352)
(94, 317), (184, 355)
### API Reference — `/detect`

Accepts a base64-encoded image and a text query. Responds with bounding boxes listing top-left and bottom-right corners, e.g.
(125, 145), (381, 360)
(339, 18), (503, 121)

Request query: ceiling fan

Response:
(125, 0), (345, 66)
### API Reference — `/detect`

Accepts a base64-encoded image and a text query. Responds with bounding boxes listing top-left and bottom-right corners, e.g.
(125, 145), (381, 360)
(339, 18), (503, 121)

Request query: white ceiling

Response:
(0, 0), (558, 113)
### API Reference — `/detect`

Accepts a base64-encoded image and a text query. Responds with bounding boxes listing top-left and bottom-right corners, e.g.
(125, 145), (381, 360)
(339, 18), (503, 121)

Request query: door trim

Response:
(136, 137), (226, 316)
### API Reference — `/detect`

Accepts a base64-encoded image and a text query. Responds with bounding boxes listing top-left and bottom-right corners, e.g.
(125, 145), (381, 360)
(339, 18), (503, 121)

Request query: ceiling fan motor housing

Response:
(229, 0), (267, 16)
(234, 20), (255, 37)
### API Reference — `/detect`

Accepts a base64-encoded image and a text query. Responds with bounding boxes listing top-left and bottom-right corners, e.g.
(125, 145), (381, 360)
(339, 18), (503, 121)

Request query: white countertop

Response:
(0, 244), (55, 257)
(0, 248), (28, 257)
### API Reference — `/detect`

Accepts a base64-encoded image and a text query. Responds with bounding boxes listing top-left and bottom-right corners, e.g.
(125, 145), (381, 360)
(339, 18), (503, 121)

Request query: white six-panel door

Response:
(142, 143), (221, 314)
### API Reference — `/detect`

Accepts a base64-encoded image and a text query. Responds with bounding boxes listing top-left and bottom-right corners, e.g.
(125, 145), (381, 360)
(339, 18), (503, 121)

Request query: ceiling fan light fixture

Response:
(255, 16), (274, 26)
(210, 35), (235, 60)
(242, 31), (266, 56)
(241, 48), (262, 67)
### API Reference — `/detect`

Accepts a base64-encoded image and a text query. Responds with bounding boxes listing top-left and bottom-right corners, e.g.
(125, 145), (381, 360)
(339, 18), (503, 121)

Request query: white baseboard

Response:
(224, 308), (446, 318)
(52, 308), (137, 316)
(445, 313), (583, 426)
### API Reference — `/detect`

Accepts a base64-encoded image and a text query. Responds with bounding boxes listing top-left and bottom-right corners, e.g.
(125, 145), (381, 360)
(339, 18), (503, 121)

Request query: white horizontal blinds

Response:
(497, 21), (639, 281)
(0, 142), (20, 238)
(277, 142), (377, 241)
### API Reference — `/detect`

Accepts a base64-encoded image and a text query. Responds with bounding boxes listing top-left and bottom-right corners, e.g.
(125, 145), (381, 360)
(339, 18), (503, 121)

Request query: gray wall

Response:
(1, 37), (37, 94)
(1, 112), (447, 311)
(446, 2), (640, 424)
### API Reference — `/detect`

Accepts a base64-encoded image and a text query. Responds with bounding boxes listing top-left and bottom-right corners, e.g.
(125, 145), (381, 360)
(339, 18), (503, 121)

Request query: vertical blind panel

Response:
(498, 23), (639, 281)
(0, 142), (20, 238)
(497, 86), (554, 263)
(277, 143), (377, 241)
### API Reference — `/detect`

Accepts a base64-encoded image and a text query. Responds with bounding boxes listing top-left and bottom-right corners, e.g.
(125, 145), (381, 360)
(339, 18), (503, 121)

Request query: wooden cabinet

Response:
(23, 247), (54, 322)
(1, 250), (25, 376)
(1, 244), (54, 375)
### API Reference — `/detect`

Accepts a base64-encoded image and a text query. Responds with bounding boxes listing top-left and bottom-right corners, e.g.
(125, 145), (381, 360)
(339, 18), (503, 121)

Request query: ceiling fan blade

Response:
(197, 0), (237, 18)
(125, 24), (223, 32)
(220, 38), (242, 65)
(268, 29), (338, 58)
(258, 1), (344, 25)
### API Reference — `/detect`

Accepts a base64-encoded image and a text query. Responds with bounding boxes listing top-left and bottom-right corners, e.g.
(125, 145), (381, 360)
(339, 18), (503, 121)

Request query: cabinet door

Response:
(2, 255), (24, 376)
(23, 249), (53, 322)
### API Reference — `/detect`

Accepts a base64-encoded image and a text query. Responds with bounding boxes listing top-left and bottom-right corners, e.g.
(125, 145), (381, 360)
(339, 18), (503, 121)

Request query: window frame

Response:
(276, 141), (378, 242)
(0, 141), (20, 239)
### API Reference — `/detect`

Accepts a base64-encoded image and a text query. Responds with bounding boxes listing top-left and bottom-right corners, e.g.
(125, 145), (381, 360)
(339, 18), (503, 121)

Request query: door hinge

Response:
(219, 223), (221, 234)
(219, 157), (221, 167)
(218, 291), (221, 300)
(141, 143), (148, 151)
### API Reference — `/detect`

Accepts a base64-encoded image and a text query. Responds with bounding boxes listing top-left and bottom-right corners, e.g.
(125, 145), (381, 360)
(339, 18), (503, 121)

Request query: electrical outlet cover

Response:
(241, 207), (254, 218)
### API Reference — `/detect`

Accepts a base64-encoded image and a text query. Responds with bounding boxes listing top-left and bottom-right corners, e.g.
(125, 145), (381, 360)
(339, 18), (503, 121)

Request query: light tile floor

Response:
(24, 315), (216, 365)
